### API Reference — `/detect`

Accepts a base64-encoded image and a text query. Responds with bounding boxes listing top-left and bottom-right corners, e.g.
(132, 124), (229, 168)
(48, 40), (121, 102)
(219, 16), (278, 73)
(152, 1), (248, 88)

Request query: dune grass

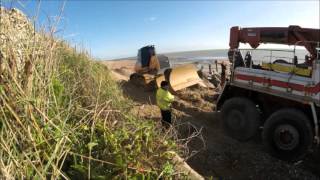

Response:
(0, 7), (180, 179)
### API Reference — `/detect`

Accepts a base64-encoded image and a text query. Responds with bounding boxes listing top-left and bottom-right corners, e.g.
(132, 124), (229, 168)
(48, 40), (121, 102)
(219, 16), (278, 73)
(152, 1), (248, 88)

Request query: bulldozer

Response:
(129, 45), (204, 91)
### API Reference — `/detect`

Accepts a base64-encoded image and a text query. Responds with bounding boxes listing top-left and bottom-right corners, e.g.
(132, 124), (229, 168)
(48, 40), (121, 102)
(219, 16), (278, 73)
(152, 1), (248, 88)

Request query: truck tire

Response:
(221, 97), (260, 141)
(273, 59), (289, 64)
(262, 109), (313, 161)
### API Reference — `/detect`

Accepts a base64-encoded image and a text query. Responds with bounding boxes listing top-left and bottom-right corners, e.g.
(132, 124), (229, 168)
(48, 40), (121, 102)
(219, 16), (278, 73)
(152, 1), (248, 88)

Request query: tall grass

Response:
(0, 7), (180, 179)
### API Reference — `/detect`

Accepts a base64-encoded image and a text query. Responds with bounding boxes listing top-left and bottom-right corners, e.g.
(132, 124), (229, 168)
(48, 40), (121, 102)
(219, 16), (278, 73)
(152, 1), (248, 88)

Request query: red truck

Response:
(217, 26), (320, 161)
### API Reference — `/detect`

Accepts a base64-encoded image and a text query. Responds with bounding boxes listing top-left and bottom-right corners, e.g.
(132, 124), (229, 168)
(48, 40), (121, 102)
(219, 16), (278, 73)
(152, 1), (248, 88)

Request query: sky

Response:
(2, 0), (320, 59)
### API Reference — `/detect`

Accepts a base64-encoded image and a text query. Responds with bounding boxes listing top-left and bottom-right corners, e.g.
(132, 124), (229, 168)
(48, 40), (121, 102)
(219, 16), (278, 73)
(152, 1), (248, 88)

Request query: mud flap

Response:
(156, 64), (205, 92)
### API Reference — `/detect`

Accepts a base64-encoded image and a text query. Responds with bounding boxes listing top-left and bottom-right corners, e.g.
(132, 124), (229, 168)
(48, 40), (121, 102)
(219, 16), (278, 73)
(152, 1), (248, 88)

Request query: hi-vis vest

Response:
(156, 88), (174, 110)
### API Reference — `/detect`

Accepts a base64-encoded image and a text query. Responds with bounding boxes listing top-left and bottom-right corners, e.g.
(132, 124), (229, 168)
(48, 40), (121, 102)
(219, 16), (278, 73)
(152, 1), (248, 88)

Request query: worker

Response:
(244, 51), (252, 68)
(220, 62), (227, 87)
(156, 81), (174, 126)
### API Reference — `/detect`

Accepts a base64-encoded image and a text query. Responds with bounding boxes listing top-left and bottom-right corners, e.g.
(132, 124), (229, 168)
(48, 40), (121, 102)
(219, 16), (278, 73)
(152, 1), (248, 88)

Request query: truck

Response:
(216, 26), (320, 161)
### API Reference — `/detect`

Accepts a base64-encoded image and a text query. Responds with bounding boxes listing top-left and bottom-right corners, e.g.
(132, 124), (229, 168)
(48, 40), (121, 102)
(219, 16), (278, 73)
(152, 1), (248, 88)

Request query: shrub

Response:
(0, 7), (178, 179)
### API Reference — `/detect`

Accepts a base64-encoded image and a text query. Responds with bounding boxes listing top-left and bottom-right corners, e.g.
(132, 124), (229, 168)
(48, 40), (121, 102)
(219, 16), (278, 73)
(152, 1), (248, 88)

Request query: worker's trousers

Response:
(160, 109), (171, 125)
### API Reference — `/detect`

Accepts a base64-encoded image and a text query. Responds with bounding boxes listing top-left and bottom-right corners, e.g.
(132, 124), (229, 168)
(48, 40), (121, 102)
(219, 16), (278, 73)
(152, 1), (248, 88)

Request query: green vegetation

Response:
(0, 7), (180, 179)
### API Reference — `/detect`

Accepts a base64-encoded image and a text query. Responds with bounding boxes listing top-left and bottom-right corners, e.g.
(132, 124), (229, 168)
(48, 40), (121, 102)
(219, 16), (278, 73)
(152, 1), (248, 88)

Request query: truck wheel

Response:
(221, 97), (260, 141)
(262, 109), (313, 161)
(273, 59), (289, 64)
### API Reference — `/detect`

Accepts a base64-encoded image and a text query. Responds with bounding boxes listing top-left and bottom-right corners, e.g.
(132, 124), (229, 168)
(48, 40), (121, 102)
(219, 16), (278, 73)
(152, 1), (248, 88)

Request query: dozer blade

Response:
(155, 74), (165, 88)
(156, 64), (205, 92)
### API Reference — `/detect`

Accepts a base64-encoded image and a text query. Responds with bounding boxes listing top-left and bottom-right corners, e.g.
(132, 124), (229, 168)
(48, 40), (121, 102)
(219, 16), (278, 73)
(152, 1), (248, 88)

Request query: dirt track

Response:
(104, 60), (320, 180)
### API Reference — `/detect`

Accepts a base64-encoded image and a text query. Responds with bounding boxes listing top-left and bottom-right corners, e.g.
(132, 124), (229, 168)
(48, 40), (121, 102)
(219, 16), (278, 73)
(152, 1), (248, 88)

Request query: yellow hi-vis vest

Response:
(156, 88), (174, 110)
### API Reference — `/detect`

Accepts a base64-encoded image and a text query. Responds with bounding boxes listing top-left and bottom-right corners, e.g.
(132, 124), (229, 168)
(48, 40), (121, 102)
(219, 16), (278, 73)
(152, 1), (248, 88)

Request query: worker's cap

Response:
(160, 81), (169, 87)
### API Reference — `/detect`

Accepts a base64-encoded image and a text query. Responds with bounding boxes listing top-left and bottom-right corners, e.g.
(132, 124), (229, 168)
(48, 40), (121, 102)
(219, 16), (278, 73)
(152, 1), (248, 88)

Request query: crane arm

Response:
(229, 26), (320, 61)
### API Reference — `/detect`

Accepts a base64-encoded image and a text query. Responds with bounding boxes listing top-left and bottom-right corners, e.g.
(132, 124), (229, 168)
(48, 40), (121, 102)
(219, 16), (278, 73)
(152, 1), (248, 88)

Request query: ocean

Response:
(159, 48), (309, 73)
(163, 49), (228, 64)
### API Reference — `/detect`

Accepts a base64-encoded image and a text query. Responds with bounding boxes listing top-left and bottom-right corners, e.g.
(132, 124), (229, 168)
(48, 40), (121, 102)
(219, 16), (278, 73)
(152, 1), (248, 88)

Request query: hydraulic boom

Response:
(229, 26), (320, 61)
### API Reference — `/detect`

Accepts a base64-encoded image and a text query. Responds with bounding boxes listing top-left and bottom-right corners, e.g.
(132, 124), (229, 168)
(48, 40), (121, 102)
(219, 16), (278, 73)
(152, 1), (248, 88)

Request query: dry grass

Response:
(0, 6), (183, 179)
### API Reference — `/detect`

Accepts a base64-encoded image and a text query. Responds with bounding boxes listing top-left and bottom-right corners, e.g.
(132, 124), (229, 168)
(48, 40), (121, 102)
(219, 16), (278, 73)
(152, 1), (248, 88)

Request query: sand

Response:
(103, 60), (135, 81)
(102, 59), (320, 179)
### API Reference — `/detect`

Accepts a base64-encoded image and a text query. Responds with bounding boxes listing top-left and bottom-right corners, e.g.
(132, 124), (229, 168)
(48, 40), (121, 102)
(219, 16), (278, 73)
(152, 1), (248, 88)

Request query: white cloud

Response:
(63, 33), (80, 38)
(149, 17), (156, 21)
(145, 16), (157, 22)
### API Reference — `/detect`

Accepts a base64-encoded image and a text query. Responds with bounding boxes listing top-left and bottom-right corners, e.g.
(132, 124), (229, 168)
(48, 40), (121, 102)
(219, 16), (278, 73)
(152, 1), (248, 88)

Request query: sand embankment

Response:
(102, 59), (135, 81)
